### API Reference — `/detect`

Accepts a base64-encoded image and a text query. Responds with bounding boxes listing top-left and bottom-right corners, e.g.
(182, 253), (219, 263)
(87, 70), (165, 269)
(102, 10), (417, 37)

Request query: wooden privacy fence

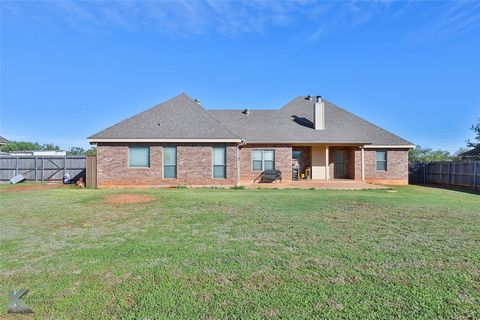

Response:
(85, 155), (97, 188)
(409, 161), (479, 190)
(0, 155), (86, 182)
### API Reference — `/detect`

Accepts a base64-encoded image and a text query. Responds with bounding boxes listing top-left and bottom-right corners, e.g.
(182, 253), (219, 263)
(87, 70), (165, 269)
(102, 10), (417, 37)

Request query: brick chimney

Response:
(314, 96), (325, 130)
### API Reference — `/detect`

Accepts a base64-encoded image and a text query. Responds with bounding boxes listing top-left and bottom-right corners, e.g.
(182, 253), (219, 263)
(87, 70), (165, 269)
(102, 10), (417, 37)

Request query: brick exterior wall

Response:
(353, 148), (362, 181)
(239, 144), (292, 182)
(96, 143), (237, 187)
(363, 148), (409, 185)
(96, 143), (408, 187)
(97, 143), (163, 186)
(327, 147), (408, 184)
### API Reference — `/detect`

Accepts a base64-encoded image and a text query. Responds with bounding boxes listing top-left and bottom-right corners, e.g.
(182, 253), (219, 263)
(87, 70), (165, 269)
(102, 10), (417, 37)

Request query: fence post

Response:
(423, 162), (427, 184)
(63, 155), (67, 179)
(15, 156), (19, 176)
(35, 157), (38, 182)
(448, 162), (452, 185)
(41, 157), (44, 181)
(474, 161), (478, 191)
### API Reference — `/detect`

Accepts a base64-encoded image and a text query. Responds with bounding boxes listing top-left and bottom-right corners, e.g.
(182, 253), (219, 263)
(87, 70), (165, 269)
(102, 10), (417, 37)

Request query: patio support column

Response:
(236, 144), (240, 186)
(361, 146), (365, 181)
(325, 146), (329, 181)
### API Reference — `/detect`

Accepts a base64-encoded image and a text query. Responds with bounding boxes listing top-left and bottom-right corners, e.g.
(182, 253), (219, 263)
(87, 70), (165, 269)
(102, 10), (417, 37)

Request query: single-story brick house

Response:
(88, 93), (413, 187)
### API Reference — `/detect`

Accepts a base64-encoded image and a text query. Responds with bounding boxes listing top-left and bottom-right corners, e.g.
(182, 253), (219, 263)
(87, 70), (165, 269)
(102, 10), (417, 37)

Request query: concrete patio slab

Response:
(241, 180), (388, 190)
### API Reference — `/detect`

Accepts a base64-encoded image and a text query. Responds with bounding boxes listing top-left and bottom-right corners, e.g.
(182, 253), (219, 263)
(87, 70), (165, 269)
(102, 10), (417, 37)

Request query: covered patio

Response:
(292, 144), (365, 181)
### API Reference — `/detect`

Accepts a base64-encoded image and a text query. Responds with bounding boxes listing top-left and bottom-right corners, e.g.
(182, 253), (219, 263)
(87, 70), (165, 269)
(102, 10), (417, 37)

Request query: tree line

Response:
(409, 118), (479, 161)
(0, 141), (96, 156)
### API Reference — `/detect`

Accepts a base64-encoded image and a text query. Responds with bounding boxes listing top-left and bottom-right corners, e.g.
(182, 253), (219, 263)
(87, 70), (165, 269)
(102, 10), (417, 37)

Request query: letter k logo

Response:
(8, 288), (33, 314)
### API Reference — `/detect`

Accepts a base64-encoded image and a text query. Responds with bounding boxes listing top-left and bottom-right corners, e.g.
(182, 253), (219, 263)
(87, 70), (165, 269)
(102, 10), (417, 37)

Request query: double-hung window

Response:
(212, 146), (226, 179)
(128, 146), (150, 168)
(376, 150), (387, 171)
(252, 149), (275, 171)
(163, 146), (177, 178)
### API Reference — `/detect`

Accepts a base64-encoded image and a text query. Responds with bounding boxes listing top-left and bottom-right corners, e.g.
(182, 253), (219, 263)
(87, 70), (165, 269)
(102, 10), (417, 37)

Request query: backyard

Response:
(0, 184), (479, 319)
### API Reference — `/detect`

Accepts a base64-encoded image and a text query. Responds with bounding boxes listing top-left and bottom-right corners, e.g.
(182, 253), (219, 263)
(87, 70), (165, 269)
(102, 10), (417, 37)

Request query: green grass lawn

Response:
(0, 184), (479, 319)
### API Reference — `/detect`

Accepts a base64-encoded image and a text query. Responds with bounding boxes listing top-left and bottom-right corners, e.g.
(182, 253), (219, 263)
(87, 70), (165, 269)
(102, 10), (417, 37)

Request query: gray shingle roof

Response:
(0, 136), (9, 144)
(89, 94), (412, 146)
(89, 93), (240, 140)
(459, 146), (480, 159)
(209, 97), (413, 145)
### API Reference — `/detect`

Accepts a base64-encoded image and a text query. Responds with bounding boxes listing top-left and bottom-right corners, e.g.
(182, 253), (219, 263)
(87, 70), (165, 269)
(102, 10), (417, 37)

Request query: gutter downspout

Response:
(236, 139), (246, 186)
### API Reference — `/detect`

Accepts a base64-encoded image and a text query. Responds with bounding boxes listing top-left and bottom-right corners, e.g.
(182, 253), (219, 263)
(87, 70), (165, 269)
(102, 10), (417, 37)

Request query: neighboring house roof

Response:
(0, 136), (9, 144)
(210, 96), (412, 146)
(89, 93), (413, 147)
(88, 94), (240, 142)
(8, 150), (68, 156)
(458, 146), (480, 159)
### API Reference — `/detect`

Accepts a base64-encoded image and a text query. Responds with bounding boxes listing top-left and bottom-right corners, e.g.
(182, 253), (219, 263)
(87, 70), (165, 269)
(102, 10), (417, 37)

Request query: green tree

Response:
(466, 118), (480, 148)
(0, 141), (42, 152)
(85, 147), (96, 156)
(67, 146), (96, 155)
(68, 147), (86, 155)
(41, 143), (60, 151)
(0, 141), (61, 152)
(409, 145), (453, 162)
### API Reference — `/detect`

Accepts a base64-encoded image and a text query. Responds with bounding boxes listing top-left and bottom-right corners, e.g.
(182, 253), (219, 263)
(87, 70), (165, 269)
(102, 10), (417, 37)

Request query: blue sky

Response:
(1, 0), (479, 151)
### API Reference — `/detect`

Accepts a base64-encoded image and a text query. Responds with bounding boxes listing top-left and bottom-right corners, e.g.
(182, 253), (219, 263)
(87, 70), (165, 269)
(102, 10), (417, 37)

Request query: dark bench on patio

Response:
(256, 170), (282, 183)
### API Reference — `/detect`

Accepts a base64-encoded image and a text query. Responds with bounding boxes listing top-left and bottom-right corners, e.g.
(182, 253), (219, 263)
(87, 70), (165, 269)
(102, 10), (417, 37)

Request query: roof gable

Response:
(209, 96), (412, 145)
(459, 146), (480, 158)
(89, 93), (239, 140)
(0, 136), (9, 144)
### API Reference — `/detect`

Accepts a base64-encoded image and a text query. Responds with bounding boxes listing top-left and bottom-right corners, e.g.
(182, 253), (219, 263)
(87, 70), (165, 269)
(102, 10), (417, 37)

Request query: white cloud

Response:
(2, 0), (308, 35)
(410, 1), (480, 42)
(1, 0), (478, 41)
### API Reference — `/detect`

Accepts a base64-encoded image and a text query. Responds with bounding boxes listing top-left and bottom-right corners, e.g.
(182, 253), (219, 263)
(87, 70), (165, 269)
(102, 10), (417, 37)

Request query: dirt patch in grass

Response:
(0, 183), (66, 193)
(102, 194), (155, 205)
(53, 222), (77, 228)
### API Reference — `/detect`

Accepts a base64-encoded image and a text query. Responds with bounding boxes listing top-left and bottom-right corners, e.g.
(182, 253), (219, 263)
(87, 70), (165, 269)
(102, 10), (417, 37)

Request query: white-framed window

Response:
(212, 146), (226, 179)
(128, 146), (150, 168)
(252, 149), (275, 171)
(163, 146), (177, 178)
(376, 150), (387, 171)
